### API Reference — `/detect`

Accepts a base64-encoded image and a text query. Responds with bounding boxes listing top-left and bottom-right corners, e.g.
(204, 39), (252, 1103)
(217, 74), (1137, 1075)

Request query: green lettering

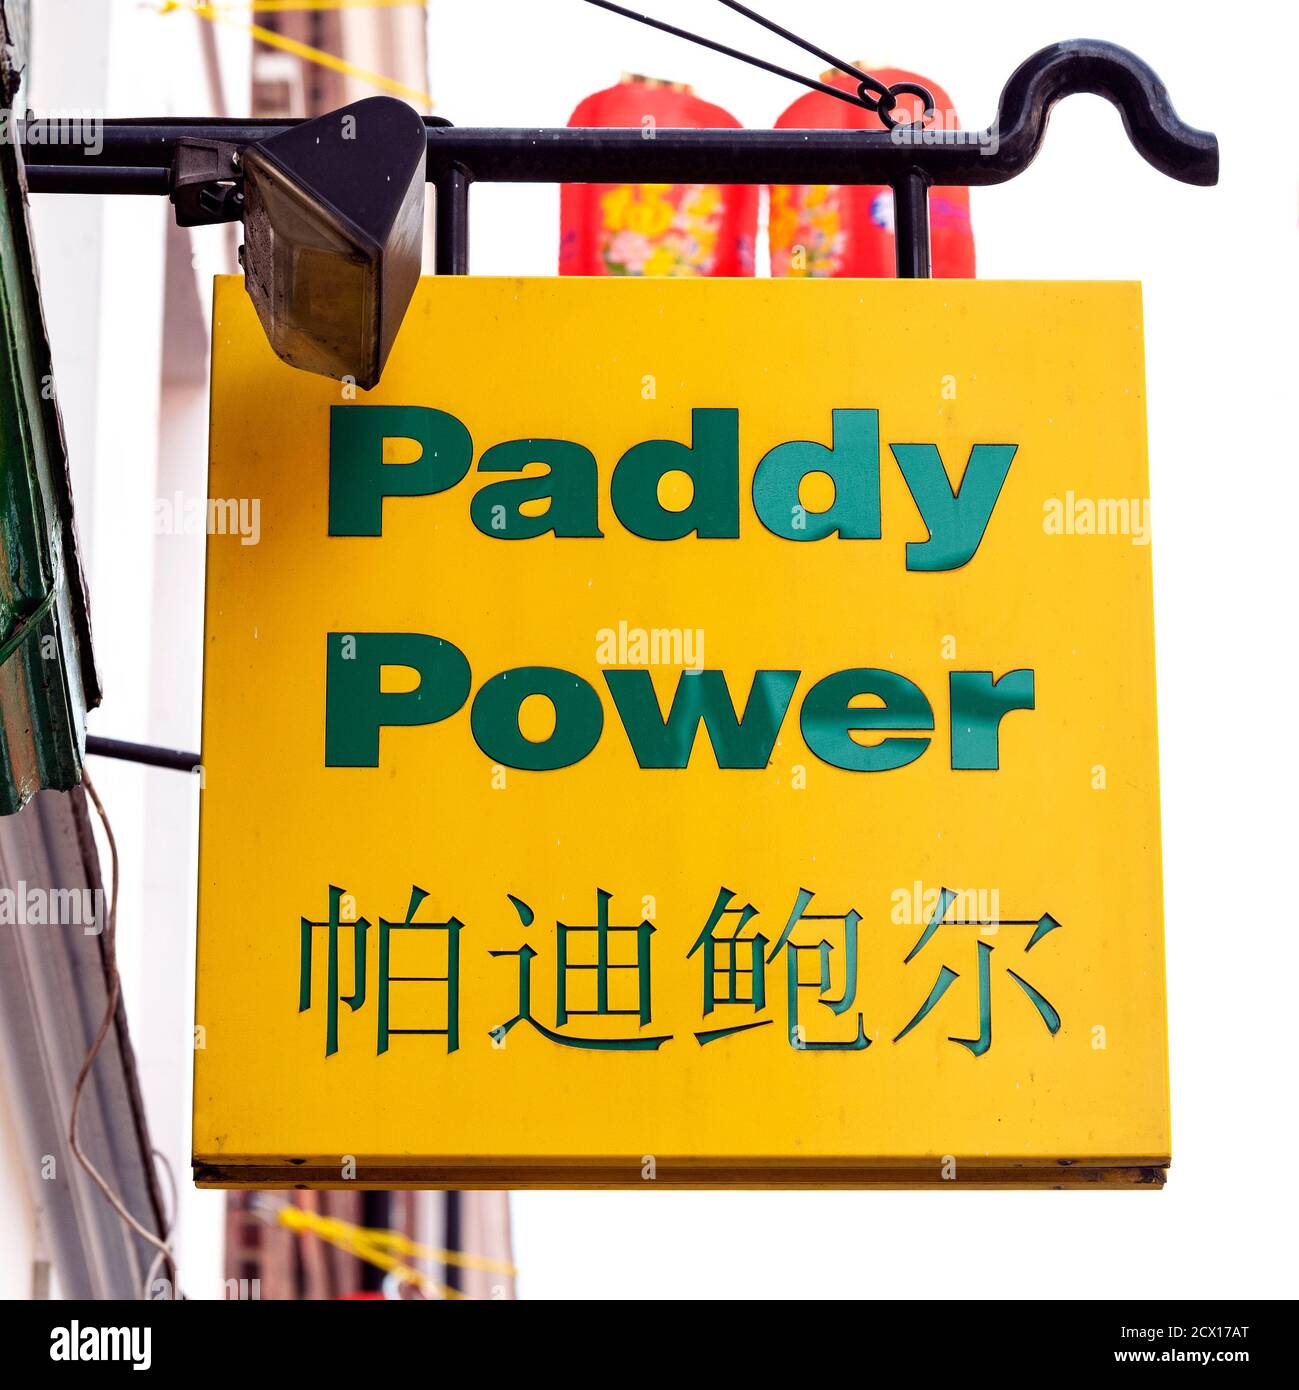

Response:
(890, 441), (1016, 571)
(470, 439), (603, 539)
(470, 667), (604, 770)
(800, 668), (933, 771)
(604, 669), (798, 768)
(752, 409), (880, 541)
(325, 632), (471, 766)
(329, 405), (472, 536)
(610, 408), (739, 540)
(949, 669), (1035, 769)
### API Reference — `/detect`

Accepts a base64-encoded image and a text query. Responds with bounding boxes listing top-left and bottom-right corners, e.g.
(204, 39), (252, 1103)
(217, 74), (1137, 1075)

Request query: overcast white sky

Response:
(424, 0), (1299, 1300)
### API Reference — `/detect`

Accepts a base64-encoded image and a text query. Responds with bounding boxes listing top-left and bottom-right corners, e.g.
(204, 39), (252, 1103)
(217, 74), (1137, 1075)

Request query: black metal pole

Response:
(892, 171), (932, 279)
(360, 1191), (389, 1294)
(85, 735), (201, 773)
(23, 166), (170, 195)
(435, 166), (470, 276)
(443, 1190), (463, 1296)
(19, 41), (1219, 195)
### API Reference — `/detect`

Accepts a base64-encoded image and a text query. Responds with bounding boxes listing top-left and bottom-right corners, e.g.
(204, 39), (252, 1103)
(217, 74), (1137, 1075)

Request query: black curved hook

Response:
(979, 38), (1218, 186)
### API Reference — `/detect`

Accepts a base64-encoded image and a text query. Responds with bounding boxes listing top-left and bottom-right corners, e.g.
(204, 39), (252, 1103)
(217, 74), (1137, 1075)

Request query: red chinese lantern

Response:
(560, 75), (758, 277)
(769, 67), (976, 278)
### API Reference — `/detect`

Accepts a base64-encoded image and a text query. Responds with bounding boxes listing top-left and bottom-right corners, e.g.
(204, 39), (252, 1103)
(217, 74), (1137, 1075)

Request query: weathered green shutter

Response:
(0, 9), (100, 813)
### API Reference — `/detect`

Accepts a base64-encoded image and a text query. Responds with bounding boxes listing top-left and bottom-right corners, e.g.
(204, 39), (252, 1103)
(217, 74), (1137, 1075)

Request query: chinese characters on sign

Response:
(299, 883), (1061, 1059)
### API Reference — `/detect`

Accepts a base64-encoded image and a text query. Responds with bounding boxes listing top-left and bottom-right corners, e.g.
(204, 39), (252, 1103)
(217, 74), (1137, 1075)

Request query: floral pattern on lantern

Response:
(770, 67), (975, 279)
(600, 184), (730, 276)
(561, 76), (757, 278)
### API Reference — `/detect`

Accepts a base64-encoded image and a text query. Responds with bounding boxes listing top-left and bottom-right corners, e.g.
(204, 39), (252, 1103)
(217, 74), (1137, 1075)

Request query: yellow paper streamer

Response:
(161, 2), (436, 109)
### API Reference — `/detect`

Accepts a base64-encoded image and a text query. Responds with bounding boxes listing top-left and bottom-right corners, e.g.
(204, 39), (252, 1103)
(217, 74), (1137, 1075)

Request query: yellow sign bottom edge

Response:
(193, 1158), (1169, 1190)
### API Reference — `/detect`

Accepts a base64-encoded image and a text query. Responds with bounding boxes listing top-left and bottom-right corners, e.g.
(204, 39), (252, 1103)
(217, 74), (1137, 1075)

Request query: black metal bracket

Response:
(168, 138), (244, 228)
(20, 39), (1216, 281)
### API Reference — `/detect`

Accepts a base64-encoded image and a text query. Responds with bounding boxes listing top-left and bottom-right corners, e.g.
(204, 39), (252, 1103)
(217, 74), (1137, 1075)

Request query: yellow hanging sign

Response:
(194, 275), (1168, 1187)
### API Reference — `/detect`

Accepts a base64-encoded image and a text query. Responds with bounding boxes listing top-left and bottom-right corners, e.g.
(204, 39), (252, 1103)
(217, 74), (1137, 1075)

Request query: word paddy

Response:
(328, 404), (1017, 571)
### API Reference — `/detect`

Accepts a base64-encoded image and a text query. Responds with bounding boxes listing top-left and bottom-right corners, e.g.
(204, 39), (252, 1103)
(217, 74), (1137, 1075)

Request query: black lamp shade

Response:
(240, 96), (428, 390)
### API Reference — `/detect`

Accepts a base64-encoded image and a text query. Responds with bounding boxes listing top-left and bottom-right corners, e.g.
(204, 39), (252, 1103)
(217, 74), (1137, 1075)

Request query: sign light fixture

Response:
(238, 96), (428, 390)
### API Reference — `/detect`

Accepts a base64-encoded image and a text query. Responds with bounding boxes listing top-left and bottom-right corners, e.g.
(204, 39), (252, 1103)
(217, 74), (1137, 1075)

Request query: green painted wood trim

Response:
(0, 17), (101, 814)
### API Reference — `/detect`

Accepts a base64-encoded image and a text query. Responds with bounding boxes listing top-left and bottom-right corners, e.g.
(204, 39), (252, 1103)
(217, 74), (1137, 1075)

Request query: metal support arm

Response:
(21, 40), (1216, 191)
(19, 39), (1215, 292)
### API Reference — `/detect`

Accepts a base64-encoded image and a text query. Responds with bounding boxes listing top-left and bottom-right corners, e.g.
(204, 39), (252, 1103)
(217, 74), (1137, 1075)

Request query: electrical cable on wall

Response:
(69, 773), (180, 1299)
